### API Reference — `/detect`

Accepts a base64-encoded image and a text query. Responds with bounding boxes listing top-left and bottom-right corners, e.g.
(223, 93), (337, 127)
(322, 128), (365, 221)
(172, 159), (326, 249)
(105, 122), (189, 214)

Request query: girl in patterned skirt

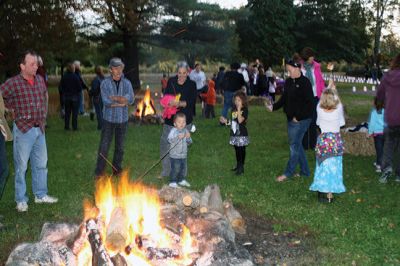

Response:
(309, 87), (346, 202)
(229, 91), (249, 175)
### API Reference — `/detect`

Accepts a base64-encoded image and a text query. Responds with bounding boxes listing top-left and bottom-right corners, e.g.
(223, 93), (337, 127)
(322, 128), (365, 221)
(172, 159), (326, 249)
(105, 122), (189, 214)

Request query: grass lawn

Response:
(0, 83), (399, 264)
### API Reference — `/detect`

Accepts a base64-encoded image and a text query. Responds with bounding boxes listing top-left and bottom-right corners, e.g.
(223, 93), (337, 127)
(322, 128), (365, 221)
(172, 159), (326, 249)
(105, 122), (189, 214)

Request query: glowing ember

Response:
(135, 88), (156, 117)
(80, 173), (197, 265)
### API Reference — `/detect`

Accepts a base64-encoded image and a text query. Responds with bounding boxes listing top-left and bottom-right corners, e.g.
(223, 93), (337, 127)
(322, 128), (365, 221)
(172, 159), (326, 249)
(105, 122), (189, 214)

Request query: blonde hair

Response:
(319, 88), (340, 110)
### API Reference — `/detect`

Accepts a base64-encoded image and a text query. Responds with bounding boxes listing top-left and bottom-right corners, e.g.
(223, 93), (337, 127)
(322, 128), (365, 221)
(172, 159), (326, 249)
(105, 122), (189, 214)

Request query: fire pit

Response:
(130, 88), (163, 125)
(6, 174), (254, 266)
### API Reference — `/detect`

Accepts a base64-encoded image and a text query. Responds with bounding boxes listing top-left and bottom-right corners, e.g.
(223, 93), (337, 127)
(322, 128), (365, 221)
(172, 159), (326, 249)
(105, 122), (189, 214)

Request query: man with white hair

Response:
(239, 63), (250, 94)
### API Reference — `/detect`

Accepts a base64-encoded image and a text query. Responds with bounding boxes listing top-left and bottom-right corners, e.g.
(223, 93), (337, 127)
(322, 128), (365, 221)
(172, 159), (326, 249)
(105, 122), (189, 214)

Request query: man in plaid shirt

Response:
(0, 50), (58, 212)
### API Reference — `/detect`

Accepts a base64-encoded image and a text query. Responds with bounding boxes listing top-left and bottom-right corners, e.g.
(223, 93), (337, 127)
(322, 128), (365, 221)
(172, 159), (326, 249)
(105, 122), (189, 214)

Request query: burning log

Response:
(110, 253), (127, 266)
(105, 207), (129, 252)
(200, 185), (212, 213)
(145, 247), (180, 260)
(86, 219), (113, 266)
(66, 224), (87, 255)
(223, 200), (246, 234)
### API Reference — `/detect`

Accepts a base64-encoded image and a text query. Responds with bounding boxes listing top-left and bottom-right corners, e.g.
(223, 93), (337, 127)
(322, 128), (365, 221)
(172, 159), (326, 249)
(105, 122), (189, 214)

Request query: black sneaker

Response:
(379, 171), (391, 184)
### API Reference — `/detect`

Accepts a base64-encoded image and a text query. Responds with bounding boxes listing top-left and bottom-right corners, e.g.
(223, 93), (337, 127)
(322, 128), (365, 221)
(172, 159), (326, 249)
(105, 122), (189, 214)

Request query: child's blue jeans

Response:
(170, 158), (186, 183)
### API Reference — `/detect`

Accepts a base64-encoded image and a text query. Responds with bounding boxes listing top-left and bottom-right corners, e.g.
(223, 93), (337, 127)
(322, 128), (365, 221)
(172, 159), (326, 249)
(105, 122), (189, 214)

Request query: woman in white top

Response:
(309, 87), (346, 203)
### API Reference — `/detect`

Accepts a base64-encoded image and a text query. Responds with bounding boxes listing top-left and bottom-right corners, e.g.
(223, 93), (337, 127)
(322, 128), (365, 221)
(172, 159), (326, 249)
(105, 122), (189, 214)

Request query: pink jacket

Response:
(302, 60), (325, 98)
(313, 61), (325, 98)
(160, 94), (178, 119)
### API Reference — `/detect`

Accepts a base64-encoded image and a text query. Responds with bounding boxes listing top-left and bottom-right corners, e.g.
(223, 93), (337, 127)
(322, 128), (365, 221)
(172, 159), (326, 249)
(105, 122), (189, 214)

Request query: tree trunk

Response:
(123, 32), (141, 90)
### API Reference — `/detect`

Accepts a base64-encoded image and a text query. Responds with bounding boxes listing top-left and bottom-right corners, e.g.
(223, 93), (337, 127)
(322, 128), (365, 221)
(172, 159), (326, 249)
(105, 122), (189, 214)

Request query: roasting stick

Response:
(98, 139), (183, 183)
(99, 152), (119, 173)
(135, 138), (182, 182)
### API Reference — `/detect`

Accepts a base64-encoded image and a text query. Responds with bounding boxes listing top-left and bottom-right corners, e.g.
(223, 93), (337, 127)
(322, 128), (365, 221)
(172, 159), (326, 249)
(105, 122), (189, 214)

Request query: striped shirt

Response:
(101, 76), (134, 123)
(0, 74), (47, 133)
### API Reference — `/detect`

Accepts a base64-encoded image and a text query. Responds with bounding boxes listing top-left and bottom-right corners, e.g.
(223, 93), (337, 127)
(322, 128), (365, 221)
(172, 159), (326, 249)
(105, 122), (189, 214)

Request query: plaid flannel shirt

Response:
(0, 74), (48, 133)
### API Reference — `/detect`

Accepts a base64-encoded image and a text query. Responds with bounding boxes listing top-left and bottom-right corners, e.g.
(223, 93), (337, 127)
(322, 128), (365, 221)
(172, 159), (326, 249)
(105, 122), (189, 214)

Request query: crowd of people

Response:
(0, 48), (399, 231)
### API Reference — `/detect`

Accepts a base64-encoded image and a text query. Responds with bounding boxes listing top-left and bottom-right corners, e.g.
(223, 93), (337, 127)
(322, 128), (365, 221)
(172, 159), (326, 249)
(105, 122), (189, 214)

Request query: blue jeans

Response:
(95, 120), (128, 177)
(0, 133), (9, 200)
(221, 90), (234, 119)
(13, 125), (48, 203)
(79, 91), (85, 114)
(170, 158), (186, 183)
(284, 118), (312, 177)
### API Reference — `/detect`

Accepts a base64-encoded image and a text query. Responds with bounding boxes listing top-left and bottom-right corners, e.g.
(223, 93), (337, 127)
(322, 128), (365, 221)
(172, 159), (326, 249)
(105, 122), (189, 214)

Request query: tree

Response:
(0, 0), (78, 78)
(369, 0), (399, 66)
(236, 0), (296, 66)
(294, 0), (369, 63)
(160, 1), (238, 67)
(380, 31), (400, 64)
(86, 0), (163, 89)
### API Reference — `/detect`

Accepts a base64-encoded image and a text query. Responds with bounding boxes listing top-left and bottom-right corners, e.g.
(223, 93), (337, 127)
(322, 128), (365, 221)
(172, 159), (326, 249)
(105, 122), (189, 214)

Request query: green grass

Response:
(0, 83), (399, 265)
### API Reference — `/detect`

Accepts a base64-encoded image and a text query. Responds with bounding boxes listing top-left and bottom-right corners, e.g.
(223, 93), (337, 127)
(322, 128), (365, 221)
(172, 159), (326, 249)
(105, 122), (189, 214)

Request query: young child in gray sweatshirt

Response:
(167, 112), (192, 187)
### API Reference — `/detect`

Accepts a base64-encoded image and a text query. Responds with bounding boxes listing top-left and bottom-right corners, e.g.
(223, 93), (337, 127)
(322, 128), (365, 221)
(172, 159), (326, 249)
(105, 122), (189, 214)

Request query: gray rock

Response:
(6, 242), (64, 266)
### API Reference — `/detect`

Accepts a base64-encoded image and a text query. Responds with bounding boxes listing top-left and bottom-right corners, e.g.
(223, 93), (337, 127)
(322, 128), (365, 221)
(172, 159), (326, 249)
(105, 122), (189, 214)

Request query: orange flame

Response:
(136, 88), (156, 117)
(79, 172), (196, 265)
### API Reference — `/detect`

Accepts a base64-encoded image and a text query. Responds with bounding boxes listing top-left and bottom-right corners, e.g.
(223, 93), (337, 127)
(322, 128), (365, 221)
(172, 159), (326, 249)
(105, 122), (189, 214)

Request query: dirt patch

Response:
(235, 208), (318, 265)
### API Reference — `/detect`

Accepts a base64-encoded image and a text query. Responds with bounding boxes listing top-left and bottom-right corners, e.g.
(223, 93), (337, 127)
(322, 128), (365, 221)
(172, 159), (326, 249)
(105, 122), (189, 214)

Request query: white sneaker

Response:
(16, 202), (28, 212)
(169, 182), (178, 188)
(178, 180), (191, 187)
(375, 165), (382, 173)
(35, 195), (58, 204)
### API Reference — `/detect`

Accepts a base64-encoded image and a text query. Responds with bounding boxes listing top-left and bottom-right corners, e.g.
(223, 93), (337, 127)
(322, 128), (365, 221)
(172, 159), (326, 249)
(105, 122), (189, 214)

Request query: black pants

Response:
(64, 97), (79, 130)
(381, 126), (400, 176)
(204, 104), (215, 118)
(234, 146), (246, 166)
(95, 120), (128, 177)
(302, 96), (319, 150)
(374, 134), (384, 166)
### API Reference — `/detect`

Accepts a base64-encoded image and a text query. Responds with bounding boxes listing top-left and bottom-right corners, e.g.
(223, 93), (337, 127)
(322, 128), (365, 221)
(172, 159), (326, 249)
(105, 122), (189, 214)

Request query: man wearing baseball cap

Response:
(94, 57), (134, 178)
(267, 58), (314, 182)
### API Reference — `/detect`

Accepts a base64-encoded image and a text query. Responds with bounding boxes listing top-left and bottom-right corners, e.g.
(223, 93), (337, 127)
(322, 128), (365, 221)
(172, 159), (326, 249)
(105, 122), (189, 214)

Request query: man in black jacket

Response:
(220, 62), (245, 124)
(59, 63), (83, 130)
(270, 59), (314, 182)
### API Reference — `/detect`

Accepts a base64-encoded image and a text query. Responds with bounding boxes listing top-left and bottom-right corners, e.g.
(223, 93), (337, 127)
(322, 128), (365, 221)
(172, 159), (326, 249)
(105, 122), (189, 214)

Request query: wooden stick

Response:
(208, 184), (224, 214)
(200, 185), (212, 213)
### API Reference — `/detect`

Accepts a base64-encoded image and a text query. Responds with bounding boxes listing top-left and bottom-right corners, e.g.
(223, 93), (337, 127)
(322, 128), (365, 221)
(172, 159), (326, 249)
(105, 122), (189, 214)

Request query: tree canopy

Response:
(0, 0), (399, 81)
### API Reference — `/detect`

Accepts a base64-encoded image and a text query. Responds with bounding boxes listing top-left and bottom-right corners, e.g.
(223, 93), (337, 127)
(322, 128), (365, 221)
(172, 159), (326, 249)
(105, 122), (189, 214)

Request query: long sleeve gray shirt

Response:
(167, 128), (192, 159)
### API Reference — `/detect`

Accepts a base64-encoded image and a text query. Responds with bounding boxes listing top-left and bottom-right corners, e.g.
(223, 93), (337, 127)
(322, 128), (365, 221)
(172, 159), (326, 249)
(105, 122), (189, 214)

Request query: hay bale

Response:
(341, 130), (375, 156)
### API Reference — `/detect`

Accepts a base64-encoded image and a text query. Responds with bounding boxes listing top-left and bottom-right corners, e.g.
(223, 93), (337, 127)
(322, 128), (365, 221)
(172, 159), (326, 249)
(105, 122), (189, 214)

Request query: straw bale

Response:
(341, 130), (375, 156)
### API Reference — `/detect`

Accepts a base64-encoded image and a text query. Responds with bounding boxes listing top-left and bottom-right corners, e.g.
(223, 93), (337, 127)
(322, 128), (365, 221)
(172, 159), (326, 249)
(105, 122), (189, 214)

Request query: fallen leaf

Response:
(356, 198), (362, 203)
(388, 223), (395, 229)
